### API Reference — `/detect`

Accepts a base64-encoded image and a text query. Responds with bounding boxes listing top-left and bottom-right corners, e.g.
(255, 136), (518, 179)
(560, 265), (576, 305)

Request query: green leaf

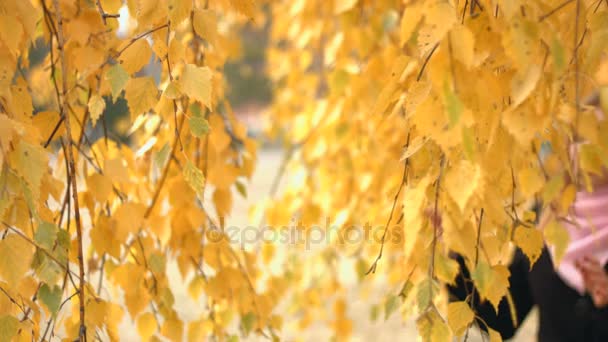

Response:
(189, 113), (210, 138)
(235, 180), (247, 198)
(550, 37), (565, 74)
(34, 221), (57, 250)
(384, 294), (399, 320)
(398, 280), (414, 301)
(183, 160), (205, 195)
(154, 143), (171, 171)
(39, 284), (62, 316)
(105, 64), (129, 102)
(0, 315), (19, 341)
(443, 82), (463, 127)
(447, 301), (475, 337)
(241, 312), (257, 335)
(416, 278), (439, 309)
(148, 253), (165, 274)
(370, 304), (380, 322)
(35, 253), (63, 285)
(180, 64), (212, 108)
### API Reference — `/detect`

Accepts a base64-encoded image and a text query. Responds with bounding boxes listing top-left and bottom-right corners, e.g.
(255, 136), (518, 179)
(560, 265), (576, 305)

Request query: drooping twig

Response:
(428, 157), (445, 284)
(367, 132), (411, 274)
(50, 0), (87, 338)
(144, 113), (186, 218)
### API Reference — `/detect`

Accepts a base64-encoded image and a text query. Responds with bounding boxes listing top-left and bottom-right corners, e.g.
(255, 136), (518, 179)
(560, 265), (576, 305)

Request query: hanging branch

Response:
(463, 208), (484, 342)
(145, 113), (186, 218)
(50, 0), (87, 339)
(429, 157), (445, 283)
(367, 132), (411, 274)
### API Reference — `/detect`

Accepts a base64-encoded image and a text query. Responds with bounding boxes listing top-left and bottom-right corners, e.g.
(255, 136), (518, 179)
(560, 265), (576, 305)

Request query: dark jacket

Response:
(449, 247), (608, 341)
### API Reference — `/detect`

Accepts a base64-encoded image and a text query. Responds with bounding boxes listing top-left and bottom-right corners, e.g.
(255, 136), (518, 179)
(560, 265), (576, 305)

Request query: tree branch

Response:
(50, 0), (87, 338)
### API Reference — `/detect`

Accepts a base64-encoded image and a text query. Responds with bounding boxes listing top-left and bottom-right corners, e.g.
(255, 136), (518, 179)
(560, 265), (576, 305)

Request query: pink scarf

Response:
(554, 184), (608, 294)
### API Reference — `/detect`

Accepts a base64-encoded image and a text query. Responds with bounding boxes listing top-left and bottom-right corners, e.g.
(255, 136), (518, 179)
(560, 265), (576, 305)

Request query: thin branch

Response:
(95, 0), (120, 25)
(367, 132), (411, 274)
(144, 113), (186, 218)
(44, 117), (64, 148)
(51, 0), (87, 338)
(538, 0), (575, 22)
(164, 20), (183, 151)
(417, 43), (440, 82)
(428, 157), (445, 285)
(464, 208), (485, 341)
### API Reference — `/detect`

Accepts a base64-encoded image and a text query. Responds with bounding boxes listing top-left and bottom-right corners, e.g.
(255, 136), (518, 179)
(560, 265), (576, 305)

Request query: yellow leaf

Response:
(187, 319), (213, 342)
(124, 77), (158, 120)
(559, 184), (577, 215)
(445, 160), (481, 211)
(449, 25), (475, 68)
(88, 94), (105, 127)
(447, 301), (474, 337)
(0, 234), (35, 286)
(488, 327), (503, 342)
(517, 167), (544, 197)
(544, 220), (570, 265)
(183, 160), (205, 195)
(400, 136), (428, 161)
(193, 10), (218, 46)
(180, 64), (212, 108)
(472, 263), (510, 311)
(0, 15), (24, 55)
(9, 140), (48, 200)
(163, 81), (182, 100)
(161, 318), (183, 342)
(417, 309), (451, 342)
(114, 202), (146, 241)
(231, 0), (256, 18)
(213, 188), (232, 218)
(86, 173), (113, 204)
(514, 226), (543, 266)
(0, 315), (19, 341)
(137, 312), (157, 341)
(32, 111), (64, 144)
(104, 158), (130, 183)
(168, 0), (192, 25)
(400, 3), (422, 45)
(510, 65), (541, 109)
(119, 39), (153, 74)
(334, 0), (358, 14)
